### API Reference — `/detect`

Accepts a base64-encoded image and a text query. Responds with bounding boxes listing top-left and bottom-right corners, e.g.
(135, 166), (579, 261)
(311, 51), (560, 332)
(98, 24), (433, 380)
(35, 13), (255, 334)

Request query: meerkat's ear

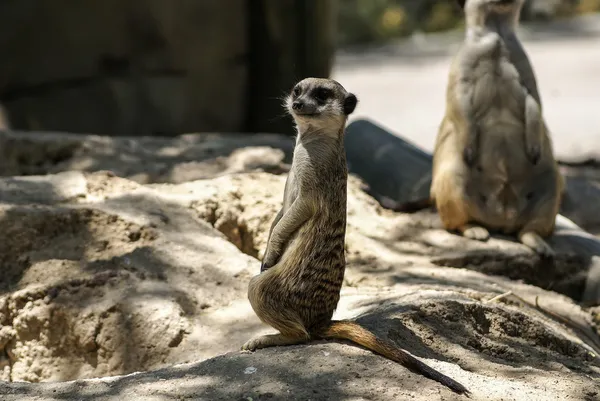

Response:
(344, 93), (357, 115)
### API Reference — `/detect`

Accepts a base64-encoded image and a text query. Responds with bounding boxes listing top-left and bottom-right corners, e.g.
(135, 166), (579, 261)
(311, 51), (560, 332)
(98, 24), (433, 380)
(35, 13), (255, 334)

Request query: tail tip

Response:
(448, 381), (470, 396)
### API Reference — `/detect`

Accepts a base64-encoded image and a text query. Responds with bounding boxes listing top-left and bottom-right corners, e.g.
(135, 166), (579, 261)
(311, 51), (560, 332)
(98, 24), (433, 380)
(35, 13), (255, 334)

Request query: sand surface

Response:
(0, 130), (598, 400)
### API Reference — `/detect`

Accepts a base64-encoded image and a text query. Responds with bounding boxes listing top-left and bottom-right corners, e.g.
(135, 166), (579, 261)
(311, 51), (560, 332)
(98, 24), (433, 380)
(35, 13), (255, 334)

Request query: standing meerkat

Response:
(242, 77), (469, 395)
(430, 0), (563, 256)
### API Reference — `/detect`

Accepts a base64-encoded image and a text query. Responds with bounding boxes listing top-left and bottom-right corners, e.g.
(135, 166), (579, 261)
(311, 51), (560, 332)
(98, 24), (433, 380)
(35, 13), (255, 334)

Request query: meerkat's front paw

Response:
(261, 258), (275, 272)
(260, 250), (276, 272)
(463, 146), (476, 166)
(463, 125), (480, 167)
(526, 144), (541, 165)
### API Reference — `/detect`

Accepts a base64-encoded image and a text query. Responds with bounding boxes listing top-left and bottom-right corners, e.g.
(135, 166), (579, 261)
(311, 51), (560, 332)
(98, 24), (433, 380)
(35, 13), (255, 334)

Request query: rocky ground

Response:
(0, 130), (599, 400)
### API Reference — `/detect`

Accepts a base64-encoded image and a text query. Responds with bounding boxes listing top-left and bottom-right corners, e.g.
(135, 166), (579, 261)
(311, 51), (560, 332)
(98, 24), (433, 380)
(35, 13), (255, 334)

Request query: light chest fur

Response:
(456, 31), (526, 136)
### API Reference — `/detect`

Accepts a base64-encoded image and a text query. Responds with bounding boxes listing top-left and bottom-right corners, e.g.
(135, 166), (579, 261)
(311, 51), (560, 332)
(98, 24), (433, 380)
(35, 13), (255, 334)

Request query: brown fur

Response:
(242, 78), (469, 395)
(431, 0), (564, 256)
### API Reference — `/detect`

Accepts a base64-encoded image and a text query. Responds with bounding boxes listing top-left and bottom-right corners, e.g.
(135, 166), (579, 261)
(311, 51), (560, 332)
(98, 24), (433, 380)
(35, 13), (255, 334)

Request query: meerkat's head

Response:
(458, 0), (524, 28)
(285, 77), (357, 137)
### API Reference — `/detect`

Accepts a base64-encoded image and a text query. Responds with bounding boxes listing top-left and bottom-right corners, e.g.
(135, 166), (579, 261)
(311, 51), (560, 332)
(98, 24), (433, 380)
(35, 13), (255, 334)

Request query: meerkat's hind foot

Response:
(241, 333), (308, 352)
(518, 231), (555, 258)
(460, 224), (490, 241)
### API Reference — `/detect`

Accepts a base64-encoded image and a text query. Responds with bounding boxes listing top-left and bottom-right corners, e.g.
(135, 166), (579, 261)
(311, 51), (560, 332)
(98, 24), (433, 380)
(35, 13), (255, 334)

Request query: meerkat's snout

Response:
(291, 98), (317, 116)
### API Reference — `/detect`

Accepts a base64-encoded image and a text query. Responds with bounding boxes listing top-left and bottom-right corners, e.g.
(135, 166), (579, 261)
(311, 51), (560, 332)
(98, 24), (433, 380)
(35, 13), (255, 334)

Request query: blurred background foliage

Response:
(1, 0), (599, 137)
(337, 0), (600, 46)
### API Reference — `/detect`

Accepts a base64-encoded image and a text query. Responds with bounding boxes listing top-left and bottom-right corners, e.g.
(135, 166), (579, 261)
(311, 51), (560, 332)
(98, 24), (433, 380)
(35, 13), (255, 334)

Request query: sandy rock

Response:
(0, 171), (260, 383)
(0, 131), (598, 400)
(0, 130), (294, 183)
(0, 287), (598, 400)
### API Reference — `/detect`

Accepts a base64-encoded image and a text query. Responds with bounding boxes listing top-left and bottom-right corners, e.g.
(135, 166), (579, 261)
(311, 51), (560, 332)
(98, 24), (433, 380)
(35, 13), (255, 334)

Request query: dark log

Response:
(345, 118), (432, 208)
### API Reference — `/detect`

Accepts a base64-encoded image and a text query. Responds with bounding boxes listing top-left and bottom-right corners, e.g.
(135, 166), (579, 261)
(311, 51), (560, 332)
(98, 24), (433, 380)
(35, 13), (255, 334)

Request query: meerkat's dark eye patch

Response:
(526, 191), (534, 200)
(292, 86), (301, 98)
(312, 87), (333, 104)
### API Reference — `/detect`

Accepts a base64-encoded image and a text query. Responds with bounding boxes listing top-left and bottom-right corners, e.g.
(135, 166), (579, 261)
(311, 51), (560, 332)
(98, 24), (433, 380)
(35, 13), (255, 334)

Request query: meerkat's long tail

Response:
(319, 320), (470, 395)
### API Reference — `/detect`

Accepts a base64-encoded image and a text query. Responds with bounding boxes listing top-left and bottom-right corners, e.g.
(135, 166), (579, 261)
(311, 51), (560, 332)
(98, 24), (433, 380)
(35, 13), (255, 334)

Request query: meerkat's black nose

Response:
(292, 101), (303, 111)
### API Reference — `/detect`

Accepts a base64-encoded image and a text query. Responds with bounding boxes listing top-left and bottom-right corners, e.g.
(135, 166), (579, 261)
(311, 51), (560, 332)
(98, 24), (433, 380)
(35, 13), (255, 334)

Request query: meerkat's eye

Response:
(313, 87), (332, 104)
(526, 192), (534, 200)
(292, 86), (301, 97)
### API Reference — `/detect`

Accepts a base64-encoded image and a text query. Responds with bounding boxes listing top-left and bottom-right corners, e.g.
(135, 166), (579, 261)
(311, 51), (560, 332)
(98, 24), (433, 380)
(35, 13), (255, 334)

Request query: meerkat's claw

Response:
(241, 339), (258, 352)
(260, 257), (275, 272)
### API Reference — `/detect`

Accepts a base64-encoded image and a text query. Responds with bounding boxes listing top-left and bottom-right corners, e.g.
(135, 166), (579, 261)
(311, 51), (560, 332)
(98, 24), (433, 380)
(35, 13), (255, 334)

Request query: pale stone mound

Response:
(0, 130), (598, 400)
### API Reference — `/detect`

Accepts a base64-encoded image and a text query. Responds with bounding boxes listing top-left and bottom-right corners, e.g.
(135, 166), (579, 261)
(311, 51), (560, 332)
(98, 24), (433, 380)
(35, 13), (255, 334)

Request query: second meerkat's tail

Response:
(389, 197), (432, 213)
(319, 320), (469, 395)
(360, 183), (432, 213)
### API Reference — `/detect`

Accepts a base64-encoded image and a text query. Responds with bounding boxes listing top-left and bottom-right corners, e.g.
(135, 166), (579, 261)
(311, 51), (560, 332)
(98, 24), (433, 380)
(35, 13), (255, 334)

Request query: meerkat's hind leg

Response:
(524, 92), (543, 165)
(241, 332), (310, 351)
(459, 224), (490, 241)
(518, 230), (554, 257)
(242, 315), (311, 351)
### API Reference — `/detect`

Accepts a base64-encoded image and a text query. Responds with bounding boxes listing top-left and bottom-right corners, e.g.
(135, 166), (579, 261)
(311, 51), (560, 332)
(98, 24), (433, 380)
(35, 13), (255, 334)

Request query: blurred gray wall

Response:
(0, 0), (337, 136)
